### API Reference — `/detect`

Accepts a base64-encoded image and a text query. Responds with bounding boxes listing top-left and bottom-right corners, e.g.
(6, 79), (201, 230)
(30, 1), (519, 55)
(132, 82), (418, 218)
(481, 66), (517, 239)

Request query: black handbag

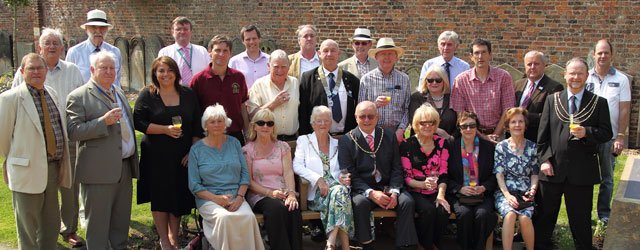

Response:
(513, 192), (535, 210)
(456, 192), (484, 205)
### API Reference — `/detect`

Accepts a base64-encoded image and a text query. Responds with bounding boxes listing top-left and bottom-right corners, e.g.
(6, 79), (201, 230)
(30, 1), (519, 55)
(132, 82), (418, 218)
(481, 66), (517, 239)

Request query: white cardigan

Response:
(292, 132), (341, 200)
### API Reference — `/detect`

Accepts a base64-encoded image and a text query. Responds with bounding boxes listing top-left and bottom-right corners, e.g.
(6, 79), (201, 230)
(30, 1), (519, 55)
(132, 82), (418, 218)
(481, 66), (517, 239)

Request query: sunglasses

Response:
(255, 120), (275, 127)
(426, 78), (443, 84)
(353, 41), (371, 46)
(419, 120), (436, 126)
(459, 123), (477, 130)
(357, 114), (376, 120)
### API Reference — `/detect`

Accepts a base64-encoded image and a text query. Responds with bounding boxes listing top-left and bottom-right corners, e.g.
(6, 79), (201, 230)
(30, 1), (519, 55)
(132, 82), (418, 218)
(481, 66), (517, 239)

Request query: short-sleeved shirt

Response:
(358, 68), (411, 130)
(587, 67), (631, 139)
(451, 67), (515, 131)
(248, 75), (300, 136)
(419, 56), (470, 89)
(243, 141), (291, 207)
(229, 51), (270, 89)
(65, 39), (122, 87)
(190, 65), (248, 133)
(157, 43), (211, 86)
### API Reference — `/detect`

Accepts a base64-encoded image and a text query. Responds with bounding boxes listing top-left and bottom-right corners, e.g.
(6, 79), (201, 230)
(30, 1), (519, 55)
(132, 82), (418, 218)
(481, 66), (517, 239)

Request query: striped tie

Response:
(366, 134), (374, 151)
(181, 47), (193, 85)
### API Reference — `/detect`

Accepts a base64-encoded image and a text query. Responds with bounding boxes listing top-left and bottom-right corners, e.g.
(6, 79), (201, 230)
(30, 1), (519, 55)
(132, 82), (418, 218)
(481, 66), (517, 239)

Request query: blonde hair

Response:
(411, 104), (441, 132)
(417, 65), (450, 94)
(247, 109), (278, 142)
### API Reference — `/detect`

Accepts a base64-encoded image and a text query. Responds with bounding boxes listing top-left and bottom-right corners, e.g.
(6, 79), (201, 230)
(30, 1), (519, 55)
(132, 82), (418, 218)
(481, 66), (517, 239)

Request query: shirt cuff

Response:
(364, 188), (373, 198)
(390, 188), (400, 195)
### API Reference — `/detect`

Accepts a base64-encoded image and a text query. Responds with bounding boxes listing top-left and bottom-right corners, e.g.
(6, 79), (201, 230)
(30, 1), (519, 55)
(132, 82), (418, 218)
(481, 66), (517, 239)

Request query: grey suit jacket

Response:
(66, 80), (139, 184)
(338, 55), (378, 79)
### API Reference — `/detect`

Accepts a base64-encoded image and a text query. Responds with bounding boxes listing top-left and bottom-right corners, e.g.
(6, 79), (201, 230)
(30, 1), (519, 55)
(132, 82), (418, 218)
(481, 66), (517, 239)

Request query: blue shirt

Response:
(188, 137), (250, 208)
(65, 39), (122, 87)
(419, 55), (470, 89)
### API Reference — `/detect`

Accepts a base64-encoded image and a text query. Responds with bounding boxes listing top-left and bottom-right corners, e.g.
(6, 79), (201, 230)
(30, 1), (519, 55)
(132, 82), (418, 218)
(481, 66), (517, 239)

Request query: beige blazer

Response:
(66, 81), (139, 184)
(338, 55), (379, 79)
(0, 84), (72, 193)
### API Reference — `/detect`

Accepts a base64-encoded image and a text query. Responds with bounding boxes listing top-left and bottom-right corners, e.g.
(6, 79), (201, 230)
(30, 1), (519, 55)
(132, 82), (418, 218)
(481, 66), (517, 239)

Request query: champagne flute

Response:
(569, 114), (581, 140)
(171, 116), (183, 137)
(110, 102), (120, 124)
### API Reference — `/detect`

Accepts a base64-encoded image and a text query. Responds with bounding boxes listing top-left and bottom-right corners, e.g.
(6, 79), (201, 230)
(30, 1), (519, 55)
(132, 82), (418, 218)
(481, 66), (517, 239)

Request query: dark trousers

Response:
(453, 196), (497, 250)
(534, 180), (594, 250)
(352, 191), (419, 247)
(411, 192), (449, 249)
(254, 197), (302, 250)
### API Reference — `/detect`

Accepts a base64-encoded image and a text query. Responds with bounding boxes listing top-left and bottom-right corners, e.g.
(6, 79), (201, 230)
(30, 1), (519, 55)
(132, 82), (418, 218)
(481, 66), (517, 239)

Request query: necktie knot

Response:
(328, 72), (336, 90)
(94, 47), (100, 53)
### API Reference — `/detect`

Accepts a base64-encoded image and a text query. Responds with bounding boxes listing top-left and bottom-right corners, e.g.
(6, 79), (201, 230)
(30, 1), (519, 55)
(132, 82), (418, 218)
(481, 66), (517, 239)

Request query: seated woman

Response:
(187, 104), (264, 250)
(244, 109), (302, 250)
(293, 106), (354, 250)
(408, 65), (457, 138)
(400, 104), (451, 249)
(494, 107), (539, 250)
(447, 111), (498, 250)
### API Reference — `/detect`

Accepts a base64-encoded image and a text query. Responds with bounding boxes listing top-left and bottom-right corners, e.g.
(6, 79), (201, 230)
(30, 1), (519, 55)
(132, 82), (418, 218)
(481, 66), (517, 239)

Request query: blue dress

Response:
(493, 139), (539, 217)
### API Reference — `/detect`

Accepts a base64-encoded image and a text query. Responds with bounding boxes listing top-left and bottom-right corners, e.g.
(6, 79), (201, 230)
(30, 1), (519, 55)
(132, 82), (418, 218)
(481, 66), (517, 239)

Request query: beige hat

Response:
(350, 28), (375, 41)
(368, 37), (404, 58)
(81, 9), (113, 30)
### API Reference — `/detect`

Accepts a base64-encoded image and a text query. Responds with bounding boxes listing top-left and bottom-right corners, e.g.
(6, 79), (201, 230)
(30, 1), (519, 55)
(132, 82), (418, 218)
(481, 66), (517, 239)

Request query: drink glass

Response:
(172, 116), (183, 137)
(339, 169), (351, 187)
(569, 115), (581, 140)
(110, 102), (120, 124)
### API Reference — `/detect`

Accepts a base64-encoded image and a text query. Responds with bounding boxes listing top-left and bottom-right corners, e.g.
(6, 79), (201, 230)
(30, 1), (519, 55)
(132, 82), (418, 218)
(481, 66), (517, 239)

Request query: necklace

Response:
(552, 92), (598, 123)
(429, 94), (444, 102)
(348, 129), (384, 175)
(306, 135), (337, 171)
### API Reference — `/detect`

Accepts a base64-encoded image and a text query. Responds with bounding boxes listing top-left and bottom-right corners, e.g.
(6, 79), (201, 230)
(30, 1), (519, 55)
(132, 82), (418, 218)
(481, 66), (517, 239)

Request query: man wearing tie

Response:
(418, 31), (470, 89)
(513, 51), (563, 142)
(1, 53), (72, 250)
(158, 16), (211, 86)
(535, 58), (611, 250)
(66, 51), (139, 249)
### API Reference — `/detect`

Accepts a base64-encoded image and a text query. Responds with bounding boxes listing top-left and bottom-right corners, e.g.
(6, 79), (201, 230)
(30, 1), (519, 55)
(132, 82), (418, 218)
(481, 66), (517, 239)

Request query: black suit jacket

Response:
(338, 127), (404, 195)
(514, 75), (564, 142)
(298, 67), (360, 135)
(537, 90), (612, 185)
(446, 136), (497, 200)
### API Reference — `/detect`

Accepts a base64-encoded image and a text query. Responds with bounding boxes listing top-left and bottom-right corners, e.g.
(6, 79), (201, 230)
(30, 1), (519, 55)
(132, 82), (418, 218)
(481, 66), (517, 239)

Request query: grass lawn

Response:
(0, 146), (630, 249)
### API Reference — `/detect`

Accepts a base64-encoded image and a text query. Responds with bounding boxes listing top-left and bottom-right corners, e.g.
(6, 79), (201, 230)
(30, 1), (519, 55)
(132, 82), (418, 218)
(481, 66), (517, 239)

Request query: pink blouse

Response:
(243, 141), (291, 207)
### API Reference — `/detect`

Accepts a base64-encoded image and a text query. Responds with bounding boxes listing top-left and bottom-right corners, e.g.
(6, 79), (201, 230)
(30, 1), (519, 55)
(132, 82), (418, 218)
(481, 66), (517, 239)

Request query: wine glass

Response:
(172, 116), (183, 137)
(569, 114), (581, 140)
(110, 102), (120, 124)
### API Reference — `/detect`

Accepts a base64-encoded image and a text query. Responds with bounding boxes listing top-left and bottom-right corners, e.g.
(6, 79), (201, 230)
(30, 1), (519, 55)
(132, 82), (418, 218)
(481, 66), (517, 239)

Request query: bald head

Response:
(355, 101), (378, 133)
(319, 39), (340, 70)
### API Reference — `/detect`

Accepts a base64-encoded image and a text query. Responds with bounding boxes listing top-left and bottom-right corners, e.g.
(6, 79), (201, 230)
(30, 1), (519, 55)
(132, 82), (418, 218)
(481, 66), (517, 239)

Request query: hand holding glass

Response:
(171, 116), (183, 137)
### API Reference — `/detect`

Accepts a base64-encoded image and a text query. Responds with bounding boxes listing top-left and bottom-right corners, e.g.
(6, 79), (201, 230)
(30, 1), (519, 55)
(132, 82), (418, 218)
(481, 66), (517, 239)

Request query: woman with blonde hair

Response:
(408, 65), (457, 138)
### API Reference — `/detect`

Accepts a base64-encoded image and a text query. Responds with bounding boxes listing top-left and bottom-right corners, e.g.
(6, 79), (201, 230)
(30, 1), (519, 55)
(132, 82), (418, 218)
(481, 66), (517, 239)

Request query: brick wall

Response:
(2, 0), (639, 146)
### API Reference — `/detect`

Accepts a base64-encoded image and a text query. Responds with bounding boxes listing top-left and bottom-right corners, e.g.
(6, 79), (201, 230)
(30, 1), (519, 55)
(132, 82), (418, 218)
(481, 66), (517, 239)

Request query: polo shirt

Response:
(587, 67), (631, 139)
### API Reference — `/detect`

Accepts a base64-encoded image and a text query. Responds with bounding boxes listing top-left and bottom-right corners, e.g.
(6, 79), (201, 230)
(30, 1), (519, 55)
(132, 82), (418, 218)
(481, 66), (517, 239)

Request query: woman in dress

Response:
(447, 111), (498, 250)
(133, 56), (201, 249)
(400, 104), (450, 249)
(187, 104), (264, 250)
(293, 106), (353, 250)
(408, 65), (457, 138)
(494, 107), (538, 250)
(244, 109), (302, 250)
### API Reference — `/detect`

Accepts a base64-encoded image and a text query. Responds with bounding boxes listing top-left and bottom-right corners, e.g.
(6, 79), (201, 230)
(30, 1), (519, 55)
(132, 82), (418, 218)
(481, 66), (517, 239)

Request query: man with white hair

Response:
(66, 51), (139, 249)
(288, 24), (320, 80)
(419, 31), (470, 88)
(66, 9), (123, 87)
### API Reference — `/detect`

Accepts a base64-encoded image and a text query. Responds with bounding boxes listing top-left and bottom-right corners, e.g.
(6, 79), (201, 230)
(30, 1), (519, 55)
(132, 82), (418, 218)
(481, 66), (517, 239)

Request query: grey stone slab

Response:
(497, 63), (524, 84)
(261, 39), (277, 55)
(0, 31), (12, 74)
(231, 37), (243, 57)
(144, 36), (163, 87)
(544, 64), (565, 88)
(604, 157), (640, 250)
(405, 66), (421, 92)
(129, 37), (146, 91)
(16, 42), (34, 66)
(114, 37), (130, 91)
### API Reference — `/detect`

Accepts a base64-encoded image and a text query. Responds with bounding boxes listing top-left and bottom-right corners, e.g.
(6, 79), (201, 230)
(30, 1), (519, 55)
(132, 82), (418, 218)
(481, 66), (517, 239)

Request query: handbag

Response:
(456, 192), (484, 205)
(513, 192), (535, 210)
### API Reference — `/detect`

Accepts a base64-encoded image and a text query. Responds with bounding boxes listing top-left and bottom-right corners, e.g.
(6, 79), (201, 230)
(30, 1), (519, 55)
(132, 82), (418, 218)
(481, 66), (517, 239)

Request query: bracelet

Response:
(617, 133), (625, 137)
(237, 194), (245, 198)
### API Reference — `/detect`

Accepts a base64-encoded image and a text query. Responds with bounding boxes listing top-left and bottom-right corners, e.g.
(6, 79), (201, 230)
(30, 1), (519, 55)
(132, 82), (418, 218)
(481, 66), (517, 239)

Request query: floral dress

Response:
(493, 139), (539, 217)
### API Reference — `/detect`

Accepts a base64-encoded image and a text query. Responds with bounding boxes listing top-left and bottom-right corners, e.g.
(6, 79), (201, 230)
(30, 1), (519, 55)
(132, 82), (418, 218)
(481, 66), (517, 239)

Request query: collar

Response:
(567, 88), (585, 101)
(528, 74), (544, 86)
(242, 50), (267, 60)
(48, 60), (63, 71)
(323, 66), (339, 78)
(175, 43), (192, 50)
(355, 56), (370, 65)
(358, 127), (376, 139)
(589, 66), (617, 77)
(471, 66), (493, 82)
(301, 52), (320, 62)
(206, 63), (231, 78)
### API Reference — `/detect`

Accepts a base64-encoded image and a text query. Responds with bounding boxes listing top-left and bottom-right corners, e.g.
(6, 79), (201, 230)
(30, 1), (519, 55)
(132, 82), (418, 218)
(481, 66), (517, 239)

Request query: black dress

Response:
(408, 92), (457, 136)
(133, 86), (203, 215)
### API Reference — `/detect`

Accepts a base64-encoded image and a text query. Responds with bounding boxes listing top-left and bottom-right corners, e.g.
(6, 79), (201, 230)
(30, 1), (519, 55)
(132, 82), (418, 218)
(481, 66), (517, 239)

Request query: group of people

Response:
(0, 7), (631, 250)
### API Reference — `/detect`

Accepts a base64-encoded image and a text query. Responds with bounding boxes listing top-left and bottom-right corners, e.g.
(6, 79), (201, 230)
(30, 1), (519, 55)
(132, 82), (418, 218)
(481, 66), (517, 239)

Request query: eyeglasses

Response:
(357, 114), (376, 120)
(255, 120), (275, 127)
(314, 119), (331, 125)
(426, 78), (443, 84)
(419, 120), (436, 126)
(459, 123), (477, 130)
(353, 41), (370, 46)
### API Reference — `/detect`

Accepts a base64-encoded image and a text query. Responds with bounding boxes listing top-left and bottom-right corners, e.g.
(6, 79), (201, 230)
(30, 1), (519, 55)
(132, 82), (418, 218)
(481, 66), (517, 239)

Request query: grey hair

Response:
(565, 57), (588, 70)
(201, 104), (233, 135)
(320, 39), (339, 50)
(310, 105), (332, 125)
(39, 28), (64, 46)
(438, 31), (460, 45)
(269, 49), (289, 64)
(524, 50), (548, 65)
(296, 24), (317, 38)
(89, 50), (116, 68)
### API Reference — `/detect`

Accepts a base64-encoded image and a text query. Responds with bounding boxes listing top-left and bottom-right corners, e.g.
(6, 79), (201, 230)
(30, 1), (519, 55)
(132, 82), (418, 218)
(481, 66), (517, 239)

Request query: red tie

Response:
(366, 134), (375, 151)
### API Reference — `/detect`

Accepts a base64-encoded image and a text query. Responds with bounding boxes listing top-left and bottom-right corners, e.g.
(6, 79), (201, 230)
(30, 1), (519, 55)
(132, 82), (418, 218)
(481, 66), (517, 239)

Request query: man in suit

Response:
(514, 51), (564, 142)
(338, 28), (378, 79)
(299, 39), (360, 135)
(535, 58), (612, 250)
(338, 101), (418, 250)
(288, 24), (320, 80)
(66, 51), (139, 249)
(0, 53), (72, 249)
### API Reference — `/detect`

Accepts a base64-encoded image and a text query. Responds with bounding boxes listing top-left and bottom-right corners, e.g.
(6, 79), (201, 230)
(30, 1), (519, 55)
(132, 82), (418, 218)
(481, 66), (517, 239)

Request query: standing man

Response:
(514, 51), (563, 142)
(288, 24), (320, 80)
(338, 101), (419, 250)
(419, 31), (470, 88)
(158, 16), (211, 86)
(66, 51), (139, 249)
(66, 9), (122, 88)
(451, 38), (515, 142)
(535, 58), (612, 250)
(299, 39), (360, 135)
(1, 53), (72, 250)
(338, 28), (378, 79)
(358, 38), (411, 143)
(12, 28), (85, 248)
(229, 24), (270, 89)
(190, 35), (249, 144)
(586, 39), (631, 224)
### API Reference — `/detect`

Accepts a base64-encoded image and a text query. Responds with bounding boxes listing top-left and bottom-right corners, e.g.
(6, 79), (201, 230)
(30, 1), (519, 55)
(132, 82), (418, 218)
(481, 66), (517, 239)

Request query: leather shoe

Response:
(64, 233), (85, 248)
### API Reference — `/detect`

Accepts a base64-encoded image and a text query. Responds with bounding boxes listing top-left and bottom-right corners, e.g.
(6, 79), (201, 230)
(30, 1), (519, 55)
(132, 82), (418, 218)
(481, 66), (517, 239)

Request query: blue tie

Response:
(569, 96), (577, 114)
(329, 73), (342, 123)
(443, 62), (451, 85)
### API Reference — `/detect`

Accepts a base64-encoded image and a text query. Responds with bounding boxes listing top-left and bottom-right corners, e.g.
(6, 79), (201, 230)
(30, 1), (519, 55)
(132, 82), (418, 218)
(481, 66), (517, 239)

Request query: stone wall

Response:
(0, 0), (638, 146)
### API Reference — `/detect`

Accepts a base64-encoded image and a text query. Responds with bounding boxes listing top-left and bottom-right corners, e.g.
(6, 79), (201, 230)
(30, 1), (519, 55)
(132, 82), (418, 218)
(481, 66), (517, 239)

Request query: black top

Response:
(408, 92), (457, 136)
